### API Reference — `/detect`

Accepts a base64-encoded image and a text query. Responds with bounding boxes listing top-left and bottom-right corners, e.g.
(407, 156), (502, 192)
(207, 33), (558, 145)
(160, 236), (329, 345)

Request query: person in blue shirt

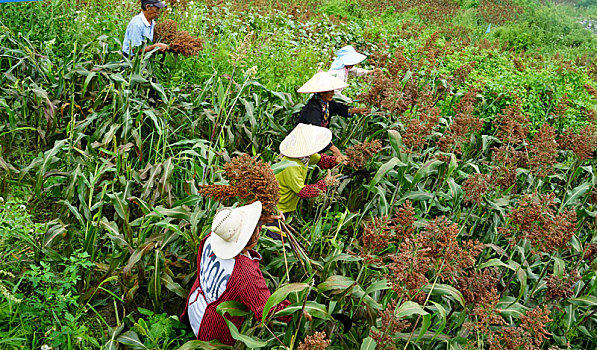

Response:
(122, 0), (169, 57)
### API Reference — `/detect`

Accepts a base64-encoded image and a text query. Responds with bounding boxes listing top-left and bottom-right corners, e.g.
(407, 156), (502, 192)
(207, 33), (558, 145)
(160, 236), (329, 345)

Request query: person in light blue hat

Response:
(328, 45), (380, 103)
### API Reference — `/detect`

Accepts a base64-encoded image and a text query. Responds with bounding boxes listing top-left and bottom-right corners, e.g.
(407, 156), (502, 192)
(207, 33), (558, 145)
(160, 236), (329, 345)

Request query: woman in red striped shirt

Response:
(181, 201), (293, 345)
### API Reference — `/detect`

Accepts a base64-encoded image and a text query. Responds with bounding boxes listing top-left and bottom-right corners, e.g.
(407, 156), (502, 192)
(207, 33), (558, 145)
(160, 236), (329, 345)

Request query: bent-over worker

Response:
(181, 202), (293, 345)
(328, 45), (381, 103)
(296, 71), (369, 160)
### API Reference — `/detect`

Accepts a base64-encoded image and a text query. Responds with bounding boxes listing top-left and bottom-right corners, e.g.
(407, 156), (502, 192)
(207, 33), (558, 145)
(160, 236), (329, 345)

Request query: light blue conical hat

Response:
(330, 46), (367, 70)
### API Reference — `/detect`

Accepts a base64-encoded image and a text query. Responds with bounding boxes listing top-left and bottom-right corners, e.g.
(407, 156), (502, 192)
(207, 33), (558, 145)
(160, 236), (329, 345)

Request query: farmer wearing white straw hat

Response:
(269, 124), (341, 239)
(328, 45), (381, 103)
(181, 201), (302, 345)
(297, 71), (369, 160)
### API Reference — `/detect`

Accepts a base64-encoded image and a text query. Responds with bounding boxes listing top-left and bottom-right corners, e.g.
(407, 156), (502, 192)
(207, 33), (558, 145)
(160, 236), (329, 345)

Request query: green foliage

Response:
(493, 4), (597, 52)
(319, 0), (367, 20)
(118, 308), (191, 349)
(0, 248), (98, 348)
(1, 0), (597, 348)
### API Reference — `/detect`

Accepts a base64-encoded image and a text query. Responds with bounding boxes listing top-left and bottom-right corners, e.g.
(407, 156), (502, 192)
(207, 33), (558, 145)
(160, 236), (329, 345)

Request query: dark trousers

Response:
(264, 212), (291, 240)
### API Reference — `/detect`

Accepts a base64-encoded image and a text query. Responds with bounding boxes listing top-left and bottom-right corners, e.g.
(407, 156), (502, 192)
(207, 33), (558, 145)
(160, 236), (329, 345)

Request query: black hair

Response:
(244, 221), (263, 249)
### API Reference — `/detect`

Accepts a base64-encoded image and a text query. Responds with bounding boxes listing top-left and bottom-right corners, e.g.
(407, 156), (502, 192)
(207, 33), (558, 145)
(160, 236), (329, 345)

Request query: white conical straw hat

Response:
(210, 201), (262, 259)
(297, 71), (348, 93)
(280, 123), (333, 158)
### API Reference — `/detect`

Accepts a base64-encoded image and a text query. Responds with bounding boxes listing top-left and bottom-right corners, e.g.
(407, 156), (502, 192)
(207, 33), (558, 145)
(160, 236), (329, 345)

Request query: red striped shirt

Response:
(297, 154), (336, 198)
(181, 234), (291, 345)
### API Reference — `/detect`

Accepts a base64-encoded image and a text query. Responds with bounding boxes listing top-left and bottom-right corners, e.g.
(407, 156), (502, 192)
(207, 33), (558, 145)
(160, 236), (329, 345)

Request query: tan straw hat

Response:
(210, 201), (262, 259)
(297, 71), (348, 93)
(280, 123), (332, 158)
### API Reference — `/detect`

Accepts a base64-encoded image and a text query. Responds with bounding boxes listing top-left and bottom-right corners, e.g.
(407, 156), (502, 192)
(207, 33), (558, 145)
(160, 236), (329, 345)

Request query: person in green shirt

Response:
(268, 123), (341, 239)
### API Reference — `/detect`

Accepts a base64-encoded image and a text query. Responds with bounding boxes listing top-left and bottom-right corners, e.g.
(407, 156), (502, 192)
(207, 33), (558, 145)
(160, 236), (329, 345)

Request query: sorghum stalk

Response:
(289, 283), (315, 349)
(528, 262), (550, 298)
(403, 260), (446, 349)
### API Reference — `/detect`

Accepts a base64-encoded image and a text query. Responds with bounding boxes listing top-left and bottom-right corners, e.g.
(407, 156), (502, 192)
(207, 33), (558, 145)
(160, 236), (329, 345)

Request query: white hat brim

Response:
(342, 51), (366, 66)
(297, 71), (348, 94)
(280, 123), (333, 158)
(210, 201), (262, 259)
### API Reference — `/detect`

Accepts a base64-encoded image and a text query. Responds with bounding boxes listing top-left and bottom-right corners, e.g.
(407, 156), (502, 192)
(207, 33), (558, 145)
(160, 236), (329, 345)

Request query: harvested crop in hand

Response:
(154, 19), (178, 43)
(169, 31), (203, 57)
(153, 20), (203, 57)
(344, 139), (382, 169)
(198, 154), (280, 214)
(197, 184), (251, 203)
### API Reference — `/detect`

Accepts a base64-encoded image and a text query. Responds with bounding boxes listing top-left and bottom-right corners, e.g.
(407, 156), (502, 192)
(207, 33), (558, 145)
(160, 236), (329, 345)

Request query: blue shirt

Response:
(122, 12), (154, 57)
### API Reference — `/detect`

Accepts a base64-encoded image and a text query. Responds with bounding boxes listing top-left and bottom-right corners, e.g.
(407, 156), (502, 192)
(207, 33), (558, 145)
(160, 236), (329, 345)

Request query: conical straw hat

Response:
(330, 45), (367, 70)
(297, 71), (348, 93)
(210, 201), (262, 259)
(280, 123), (332, 158)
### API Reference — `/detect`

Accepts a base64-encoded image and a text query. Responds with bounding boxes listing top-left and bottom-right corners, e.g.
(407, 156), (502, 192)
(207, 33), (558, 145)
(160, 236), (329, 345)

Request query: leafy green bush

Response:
(319, 0), (367, 20)
(493, 4), (596, 52)
(113, 308), (192, 349)
(0, 250), (97, 347)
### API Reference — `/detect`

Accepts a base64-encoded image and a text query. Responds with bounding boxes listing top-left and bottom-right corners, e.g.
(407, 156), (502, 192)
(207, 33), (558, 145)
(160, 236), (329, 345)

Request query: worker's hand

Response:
(155, 43), (169, 52)
(335, 155), (348, 165)
(329, 145), (342, 158)
(260, 211), (284, 224)
(324, 170), (341, 186)
(349, 107), (370, 115)
(372, 68), (383, 75)
(303, 310), (313, 322)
